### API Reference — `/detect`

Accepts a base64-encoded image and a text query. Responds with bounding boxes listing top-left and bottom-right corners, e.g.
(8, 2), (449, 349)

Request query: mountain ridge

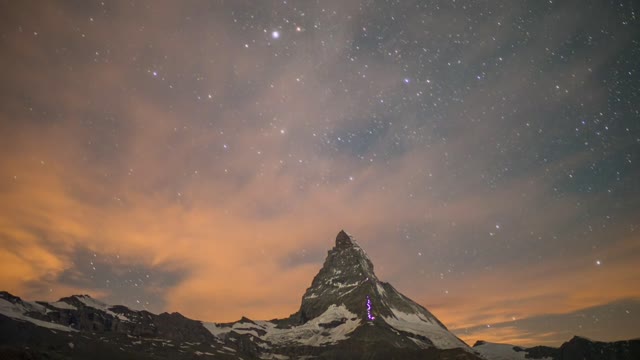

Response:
(1, 231), (637, 359)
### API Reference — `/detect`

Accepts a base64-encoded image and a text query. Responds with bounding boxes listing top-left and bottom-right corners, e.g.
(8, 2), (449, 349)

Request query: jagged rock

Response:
(559, 336), (640, 360)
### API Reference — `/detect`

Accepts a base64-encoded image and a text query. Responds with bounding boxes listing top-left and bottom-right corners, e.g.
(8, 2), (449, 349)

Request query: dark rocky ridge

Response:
(472, 336), (640, 360)
(559, 336), (640, 360)
(0, 292), (239, 359)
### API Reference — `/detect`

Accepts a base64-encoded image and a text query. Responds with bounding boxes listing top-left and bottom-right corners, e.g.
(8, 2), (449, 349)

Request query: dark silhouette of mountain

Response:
(473, 336), (640, 360)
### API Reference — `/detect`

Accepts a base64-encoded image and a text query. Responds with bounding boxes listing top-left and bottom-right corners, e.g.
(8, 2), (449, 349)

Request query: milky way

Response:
(0, 0), (639, 346)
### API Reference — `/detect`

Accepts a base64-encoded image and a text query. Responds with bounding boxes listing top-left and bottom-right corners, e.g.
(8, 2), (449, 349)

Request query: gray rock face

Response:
(294, 230), (378, 323)
(292, 230), (451, 332)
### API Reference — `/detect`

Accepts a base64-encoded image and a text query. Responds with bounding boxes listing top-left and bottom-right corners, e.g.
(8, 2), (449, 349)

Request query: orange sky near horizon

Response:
(1, 0), (639, 347)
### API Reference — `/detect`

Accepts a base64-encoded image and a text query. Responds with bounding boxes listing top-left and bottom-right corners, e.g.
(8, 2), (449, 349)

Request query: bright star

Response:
(272, 30), (280, 39)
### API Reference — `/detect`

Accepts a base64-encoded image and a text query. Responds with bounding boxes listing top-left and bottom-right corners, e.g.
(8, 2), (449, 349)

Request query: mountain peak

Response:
(329, 230), (376, 278)
(280, 230), (471, 351)
(331, 230), (374, 275)
(335, 229), (355, 248)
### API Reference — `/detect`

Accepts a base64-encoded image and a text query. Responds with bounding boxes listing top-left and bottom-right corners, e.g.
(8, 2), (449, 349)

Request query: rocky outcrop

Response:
(558, 336), (640, 360)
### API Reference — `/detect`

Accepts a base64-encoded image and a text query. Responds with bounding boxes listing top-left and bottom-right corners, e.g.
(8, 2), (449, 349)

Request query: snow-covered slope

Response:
(382, 307), (467, 349)
(73, 294), (131, 321)
(0, 296), (76, 332)
(205, 304), (360, 347)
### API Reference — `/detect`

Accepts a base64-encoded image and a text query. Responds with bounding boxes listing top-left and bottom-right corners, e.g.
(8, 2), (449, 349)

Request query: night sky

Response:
(1, 0), (639, 347)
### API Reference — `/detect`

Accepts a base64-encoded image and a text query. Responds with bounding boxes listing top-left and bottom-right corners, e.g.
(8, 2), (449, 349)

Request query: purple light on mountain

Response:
(366, 296), (375, 320)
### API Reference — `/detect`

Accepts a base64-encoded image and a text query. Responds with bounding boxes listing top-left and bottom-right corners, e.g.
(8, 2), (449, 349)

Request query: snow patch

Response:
(194, 351), (215, 356)
(49, 301), (77, 310)
(260, 354), (290, 359)
(202, 322), (231, 337)
(205, 320), (265, 339)
(25, 301), (48, 313)
(382, 308), (467, 350)
(334, 281), (359, 289)
(262, 304), (360, 346)
(0, 298), (76, 332)
(74, 295), (130, 321)
(205, 305), (360, 347)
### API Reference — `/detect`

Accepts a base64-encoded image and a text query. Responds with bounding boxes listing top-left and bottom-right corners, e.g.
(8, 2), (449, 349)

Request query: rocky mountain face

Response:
(0, 291), (236, 359)
(0, 230), (636, 359)
(291, 231), (452, 329)
(202, 230), (476, 359)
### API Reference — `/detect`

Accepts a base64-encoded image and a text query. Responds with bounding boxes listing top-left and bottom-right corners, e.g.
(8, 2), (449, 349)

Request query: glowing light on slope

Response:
(366, 295), (375, 320)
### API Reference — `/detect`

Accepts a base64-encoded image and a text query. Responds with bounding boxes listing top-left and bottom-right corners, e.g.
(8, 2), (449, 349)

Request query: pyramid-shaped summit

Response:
(280, 230), (472, 354)
(294, 230), (378, 322)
